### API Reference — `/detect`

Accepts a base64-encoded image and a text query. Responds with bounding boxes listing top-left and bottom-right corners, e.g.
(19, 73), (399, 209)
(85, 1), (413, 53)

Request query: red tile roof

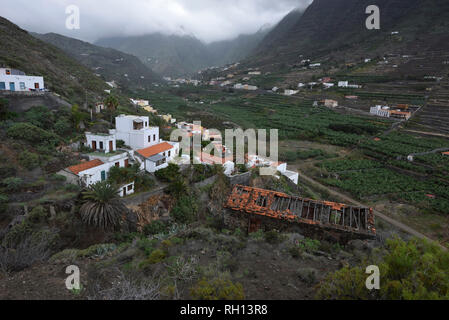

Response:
(68, 159), (104, 175)
(137, 142), (174, 158)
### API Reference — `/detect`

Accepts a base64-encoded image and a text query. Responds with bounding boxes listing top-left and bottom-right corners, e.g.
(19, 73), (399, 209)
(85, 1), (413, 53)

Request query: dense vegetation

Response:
(317, 237), (449, 300)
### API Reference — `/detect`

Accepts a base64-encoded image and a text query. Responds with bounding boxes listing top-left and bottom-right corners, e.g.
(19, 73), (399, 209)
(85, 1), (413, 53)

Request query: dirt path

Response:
(404, 129), (449, 139)
(296, 170), (446, 248)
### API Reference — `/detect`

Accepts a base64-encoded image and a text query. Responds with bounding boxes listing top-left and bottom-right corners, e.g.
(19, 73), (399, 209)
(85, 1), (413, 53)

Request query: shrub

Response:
(27, 206), (48, 223)
(65, 184), (81, 192)
(50, 174), (67, 182)
(2, 221), (33, 248)
(24, 106), (54, 130)
(316, 237), (449, 300)
(79, 244), (117, 258)
(297, 238), (321, 253)
(264, 230), (283, 244)
(0, 234), (52, 273)
(7, 122), (60, 147)
(116, 140), (125, 148)
(155, 163), (180, 182)
(190, 278), (245, 300)
(87, 270), (160, 300)
(19, 151), (40, 170)
(249, 229), (264, 240)
(2, 177), (24, 192)
(297, 267), (318, 284)
(170, 195), (198, 224)
(136, 238), (157, 256)
(140, 249), (166, 268)
(143, 220), (168, 236)
(166, 179), (187, 197)
(54, 118), (72, 136)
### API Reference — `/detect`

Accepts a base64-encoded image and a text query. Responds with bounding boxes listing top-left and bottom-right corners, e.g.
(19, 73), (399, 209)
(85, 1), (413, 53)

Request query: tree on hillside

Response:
(71, 104), (84, 130)
(79, 181), (127, 231)
(104, 95), (119, 123)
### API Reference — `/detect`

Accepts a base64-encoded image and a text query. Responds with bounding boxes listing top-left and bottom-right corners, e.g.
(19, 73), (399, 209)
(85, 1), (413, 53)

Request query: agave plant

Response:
(80, 181), (127, 231)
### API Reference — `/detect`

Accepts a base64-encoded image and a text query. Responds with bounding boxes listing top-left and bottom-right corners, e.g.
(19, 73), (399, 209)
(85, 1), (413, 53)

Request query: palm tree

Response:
(80, 181), (127, 231)
(104, 96), (119, 124)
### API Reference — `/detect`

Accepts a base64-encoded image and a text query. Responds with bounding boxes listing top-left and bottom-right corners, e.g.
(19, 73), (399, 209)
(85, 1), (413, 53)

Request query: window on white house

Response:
(168, 151), (171, 157)
(19, 82), (25, 90)
(0, 82), (5, 90)
(148, 136), (151, 143)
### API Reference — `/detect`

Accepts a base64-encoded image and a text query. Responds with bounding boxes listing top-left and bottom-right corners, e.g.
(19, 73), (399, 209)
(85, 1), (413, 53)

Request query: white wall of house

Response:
(145, 158), (169, 173)
(140, 143), (178, 173)
(118, 182), (135, 197)
(77, 163), (111, 187)
(0, 74), (45, 91)
(282, 170), (299, 185)
(273, 162), (287, 173)
(0, 68), (44, 91)
(115, 115), (159, 150)
(77, 156), (130, 187)
(86, 133), (116, 153)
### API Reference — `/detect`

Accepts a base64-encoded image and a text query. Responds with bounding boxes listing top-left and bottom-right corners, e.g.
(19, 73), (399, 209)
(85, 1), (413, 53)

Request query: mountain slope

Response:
(256, 9), (303, 53)
(0, 16), (109, 105)
(96, 33), (210, 77)
(250, 0), (449, 67)
(33, 32), (162, 90)
(96, 29), (270, 77)
(207, 28), (271, 68)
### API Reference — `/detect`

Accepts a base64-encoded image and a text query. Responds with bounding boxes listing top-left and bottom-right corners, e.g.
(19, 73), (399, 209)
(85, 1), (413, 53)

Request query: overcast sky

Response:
(2, 0), (312, 43)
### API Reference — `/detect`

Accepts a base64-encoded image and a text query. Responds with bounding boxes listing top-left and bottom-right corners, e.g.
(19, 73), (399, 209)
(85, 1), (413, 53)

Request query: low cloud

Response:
(3, 0), (312, 43)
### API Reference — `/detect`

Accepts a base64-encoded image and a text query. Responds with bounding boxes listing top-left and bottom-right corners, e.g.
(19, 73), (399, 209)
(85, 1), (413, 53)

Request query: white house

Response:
(370, 105), (390, 118)
(0, 68), (45, 92)
(115, 115), (159, 150)
(324, 99), (338, 108)
(85, 132), (117, 154)
(284, 89), (299, 96)
(59, 158), (134, 196)
(338, 81), (349, 88)
(234, 83), (258, 91)
(136, 142), (179, 173)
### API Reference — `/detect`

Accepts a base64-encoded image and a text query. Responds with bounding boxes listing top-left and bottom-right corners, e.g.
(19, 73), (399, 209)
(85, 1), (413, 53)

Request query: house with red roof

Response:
(136, 141), (179, 173)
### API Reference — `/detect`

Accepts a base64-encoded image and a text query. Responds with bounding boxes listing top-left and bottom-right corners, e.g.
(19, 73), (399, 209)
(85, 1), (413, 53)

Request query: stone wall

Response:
(227, 171), (251, 186)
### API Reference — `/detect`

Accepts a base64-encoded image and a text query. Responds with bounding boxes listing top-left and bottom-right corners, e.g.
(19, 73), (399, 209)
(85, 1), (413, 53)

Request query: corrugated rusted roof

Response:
(225, 185), (376, 236)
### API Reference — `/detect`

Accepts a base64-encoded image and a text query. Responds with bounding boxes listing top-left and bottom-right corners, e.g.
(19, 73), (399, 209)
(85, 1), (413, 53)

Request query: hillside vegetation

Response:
(0, 17), (108, 105)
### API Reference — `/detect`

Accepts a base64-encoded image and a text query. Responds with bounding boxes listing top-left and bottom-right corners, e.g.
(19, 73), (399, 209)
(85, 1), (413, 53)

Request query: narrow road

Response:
(297, 170), (445, 248)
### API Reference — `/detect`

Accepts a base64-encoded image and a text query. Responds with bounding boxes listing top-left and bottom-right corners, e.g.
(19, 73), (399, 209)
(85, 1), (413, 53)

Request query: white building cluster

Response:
(60, 115), (180, 196)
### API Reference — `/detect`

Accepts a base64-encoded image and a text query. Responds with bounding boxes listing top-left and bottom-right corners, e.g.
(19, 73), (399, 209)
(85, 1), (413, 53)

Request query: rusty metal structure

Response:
(225, 185), (376, 237)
